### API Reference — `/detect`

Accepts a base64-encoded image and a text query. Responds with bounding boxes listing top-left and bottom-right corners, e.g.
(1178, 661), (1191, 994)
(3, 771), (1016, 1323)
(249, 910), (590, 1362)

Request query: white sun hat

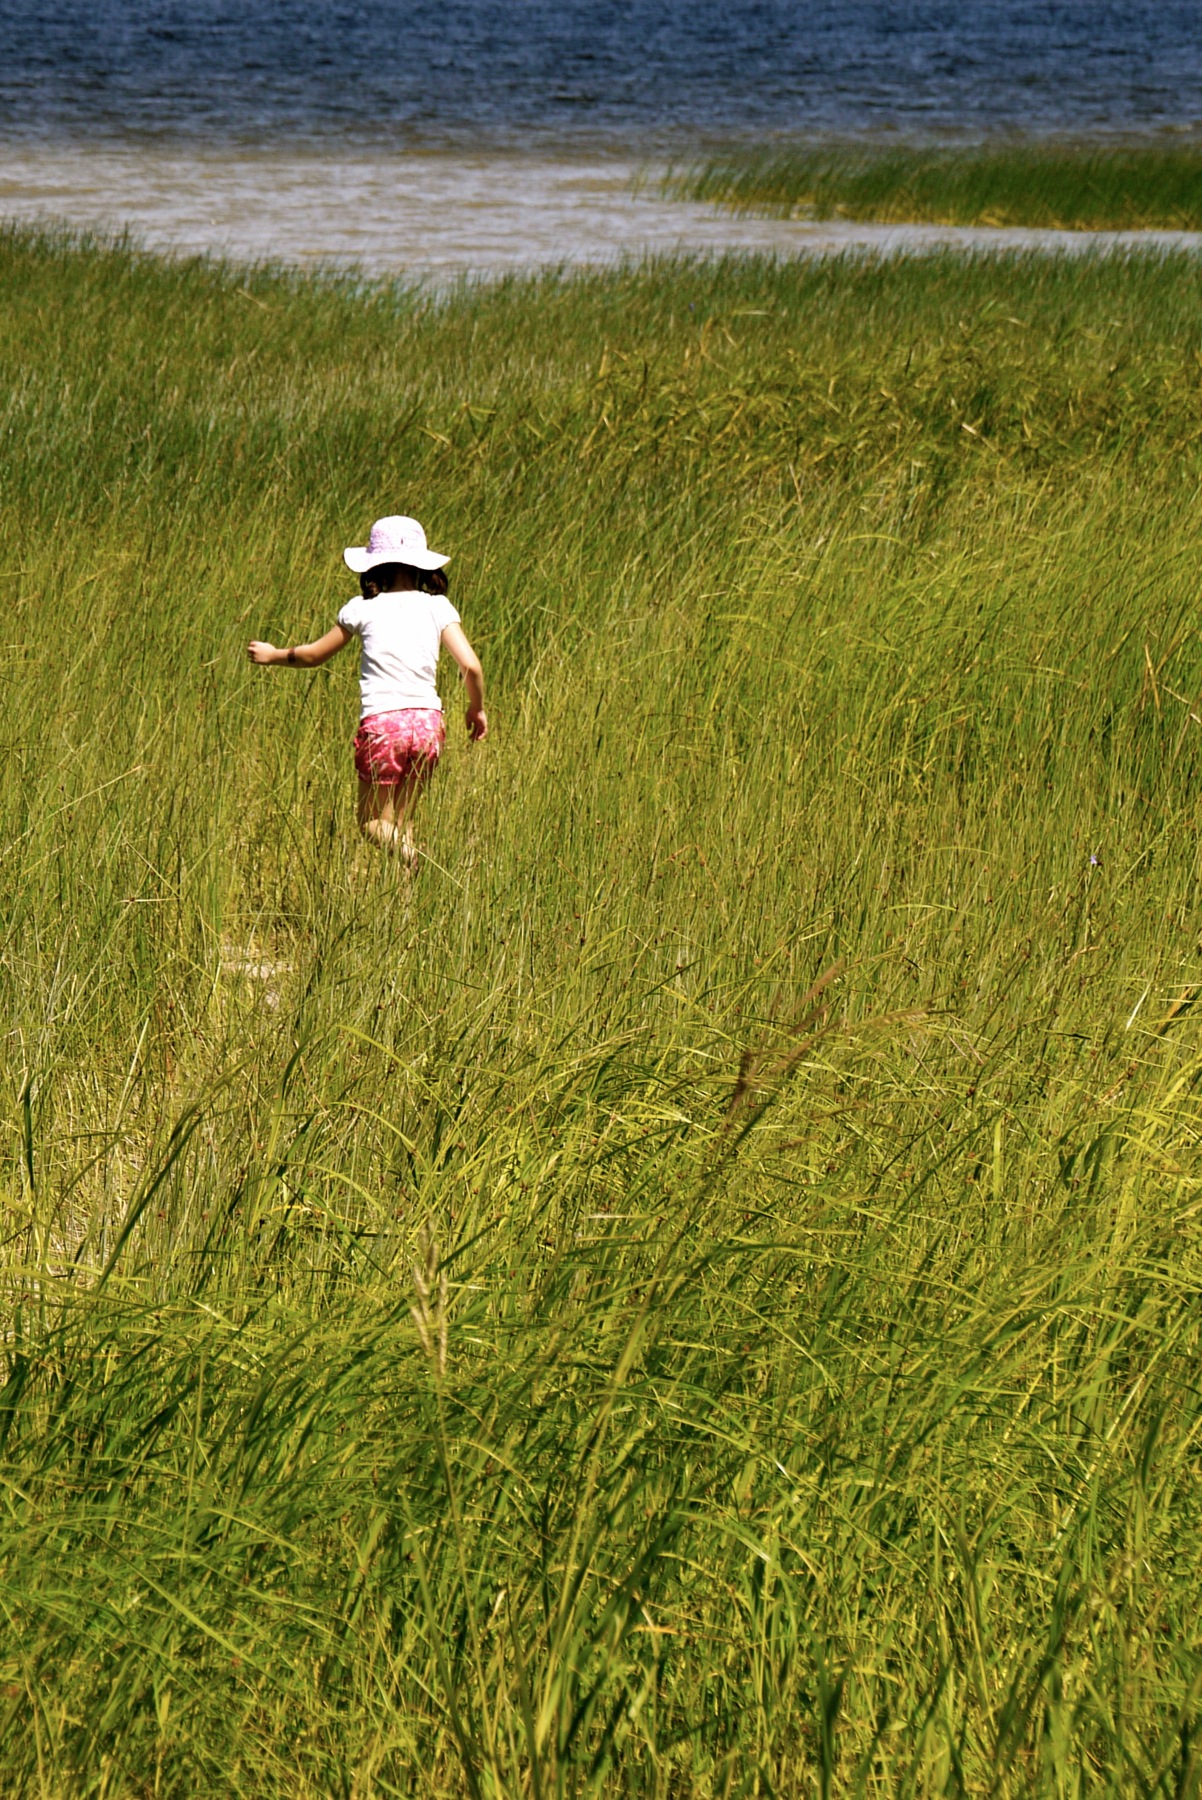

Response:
(343, 514), (450, 574)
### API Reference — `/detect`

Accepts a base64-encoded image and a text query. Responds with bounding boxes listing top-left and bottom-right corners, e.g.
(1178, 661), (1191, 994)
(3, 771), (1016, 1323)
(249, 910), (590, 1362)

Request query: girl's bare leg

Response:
(357, 777), (423, 859)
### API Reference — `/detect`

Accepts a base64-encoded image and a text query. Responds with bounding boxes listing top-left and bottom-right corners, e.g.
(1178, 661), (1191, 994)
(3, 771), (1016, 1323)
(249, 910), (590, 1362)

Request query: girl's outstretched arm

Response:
(441, 621), (488, 740)
(248, 625), (352, 668)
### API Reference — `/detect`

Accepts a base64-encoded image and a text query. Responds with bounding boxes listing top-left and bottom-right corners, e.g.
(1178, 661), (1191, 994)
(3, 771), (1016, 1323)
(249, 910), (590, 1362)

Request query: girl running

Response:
(247, 515), (487, 860)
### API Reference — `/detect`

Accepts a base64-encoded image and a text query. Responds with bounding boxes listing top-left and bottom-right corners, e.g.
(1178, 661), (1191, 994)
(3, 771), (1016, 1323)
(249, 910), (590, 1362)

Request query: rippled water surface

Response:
(2, 2), (1201, 272)
(3, 0), (1202, 150)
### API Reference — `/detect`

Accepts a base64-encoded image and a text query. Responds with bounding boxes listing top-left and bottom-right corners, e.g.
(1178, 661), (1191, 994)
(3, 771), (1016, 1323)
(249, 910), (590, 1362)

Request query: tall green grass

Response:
(5, 228), (1202, 1792)
(667, 141), (1202, 230)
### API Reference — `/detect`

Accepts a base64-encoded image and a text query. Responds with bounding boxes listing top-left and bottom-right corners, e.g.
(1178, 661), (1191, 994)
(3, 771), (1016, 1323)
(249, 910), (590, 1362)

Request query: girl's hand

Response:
(466, 707), (488, 741)
(247, 641), (279, 664)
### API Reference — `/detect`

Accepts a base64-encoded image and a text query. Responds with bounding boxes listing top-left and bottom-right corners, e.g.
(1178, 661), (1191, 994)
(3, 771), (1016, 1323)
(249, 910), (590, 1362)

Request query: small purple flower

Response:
(1090, 855), (1099, 866)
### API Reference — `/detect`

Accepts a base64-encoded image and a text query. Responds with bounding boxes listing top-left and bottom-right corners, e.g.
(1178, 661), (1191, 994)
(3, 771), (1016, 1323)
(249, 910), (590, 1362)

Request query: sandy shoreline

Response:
(3, 142), (1201, 275)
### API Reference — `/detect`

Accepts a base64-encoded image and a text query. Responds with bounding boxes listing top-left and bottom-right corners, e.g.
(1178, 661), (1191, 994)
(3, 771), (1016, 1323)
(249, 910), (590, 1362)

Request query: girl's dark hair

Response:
(360, 561), (449, 598)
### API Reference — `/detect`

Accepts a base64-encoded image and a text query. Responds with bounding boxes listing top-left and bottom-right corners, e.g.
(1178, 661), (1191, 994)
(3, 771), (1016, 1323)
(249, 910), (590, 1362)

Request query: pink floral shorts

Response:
(353, 708), (445, 787)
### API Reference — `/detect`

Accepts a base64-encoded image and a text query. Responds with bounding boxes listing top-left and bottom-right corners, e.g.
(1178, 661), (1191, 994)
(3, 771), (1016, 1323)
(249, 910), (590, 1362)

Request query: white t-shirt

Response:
(337, 589), (461, 718)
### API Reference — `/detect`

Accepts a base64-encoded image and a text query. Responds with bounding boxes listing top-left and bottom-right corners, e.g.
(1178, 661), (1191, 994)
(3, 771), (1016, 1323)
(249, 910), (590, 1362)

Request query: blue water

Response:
(1, 0), (1201, 150)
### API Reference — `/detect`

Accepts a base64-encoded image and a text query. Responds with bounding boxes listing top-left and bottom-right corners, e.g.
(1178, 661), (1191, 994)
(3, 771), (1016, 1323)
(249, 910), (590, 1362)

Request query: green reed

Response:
(666, 141), (1202, 231)
(3, 227), (1202, 1793)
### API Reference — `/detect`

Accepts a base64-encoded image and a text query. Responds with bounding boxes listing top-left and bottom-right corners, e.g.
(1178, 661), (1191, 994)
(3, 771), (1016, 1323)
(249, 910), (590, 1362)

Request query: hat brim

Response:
(344, 545), (450, 574)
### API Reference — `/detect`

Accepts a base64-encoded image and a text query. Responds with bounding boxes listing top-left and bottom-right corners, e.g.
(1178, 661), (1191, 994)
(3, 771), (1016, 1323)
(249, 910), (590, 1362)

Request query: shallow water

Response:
(4, 1), (1202, 276)
(4, 144), (1201, 278)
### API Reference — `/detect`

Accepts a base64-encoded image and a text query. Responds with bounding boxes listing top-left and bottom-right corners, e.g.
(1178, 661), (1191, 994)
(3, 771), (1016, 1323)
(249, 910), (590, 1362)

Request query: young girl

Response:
(248, 515), (486, 860)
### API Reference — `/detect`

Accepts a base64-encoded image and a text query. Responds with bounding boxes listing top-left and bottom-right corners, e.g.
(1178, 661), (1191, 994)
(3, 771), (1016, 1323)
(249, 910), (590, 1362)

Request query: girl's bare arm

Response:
(247, 625), (352, 667)
(441, 621), (488, 740)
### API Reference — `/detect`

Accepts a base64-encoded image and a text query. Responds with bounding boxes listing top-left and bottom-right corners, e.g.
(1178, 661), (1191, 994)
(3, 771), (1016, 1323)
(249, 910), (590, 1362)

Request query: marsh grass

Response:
(4, 228), (1202, 1792)
(667, 141), (1202, 231)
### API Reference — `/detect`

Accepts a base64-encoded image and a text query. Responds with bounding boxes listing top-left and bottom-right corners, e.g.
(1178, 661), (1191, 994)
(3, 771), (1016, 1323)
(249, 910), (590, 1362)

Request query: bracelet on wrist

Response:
(286, 647), (297, 665)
